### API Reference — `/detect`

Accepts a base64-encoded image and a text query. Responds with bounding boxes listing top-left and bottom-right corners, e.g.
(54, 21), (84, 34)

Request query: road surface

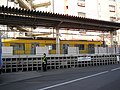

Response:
(0, 64), (120, 90)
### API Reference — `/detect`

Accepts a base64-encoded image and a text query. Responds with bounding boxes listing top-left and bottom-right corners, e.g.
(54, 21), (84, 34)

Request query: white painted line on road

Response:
(38, 71), (108, 90)
(111, 67), (120, 71)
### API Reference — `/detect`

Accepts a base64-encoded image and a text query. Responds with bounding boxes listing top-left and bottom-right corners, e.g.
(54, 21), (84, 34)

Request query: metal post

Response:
(52, 0), (54, 13)
(53, 28), (55, 38)
(56, 27), (60, 54)
(117, 32), (119, 45)
(110, 31), (114, 46)
(55, 21), (62, 54)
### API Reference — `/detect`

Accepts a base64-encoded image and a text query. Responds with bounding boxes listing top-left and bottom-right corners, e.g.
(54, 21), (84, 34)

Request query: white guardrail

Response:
(1, 54), (120, 73)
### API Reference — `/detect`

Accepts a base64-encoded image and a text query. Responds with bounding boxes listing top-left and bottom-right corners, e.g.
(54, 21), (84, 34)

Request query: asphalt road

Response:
(1, 64), (120, 90)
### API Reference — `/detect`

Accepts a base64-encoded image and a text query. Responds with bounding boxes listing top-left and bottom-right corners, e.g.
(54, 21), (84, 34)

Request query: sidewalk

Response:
(0, 68), (76, 85)
(0, 71), (43, 85)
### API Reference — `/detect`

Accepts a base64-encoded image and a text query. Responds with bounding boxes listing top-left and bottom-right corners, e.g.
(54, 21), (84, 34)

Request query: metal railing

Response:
(1, 54), (119, 73)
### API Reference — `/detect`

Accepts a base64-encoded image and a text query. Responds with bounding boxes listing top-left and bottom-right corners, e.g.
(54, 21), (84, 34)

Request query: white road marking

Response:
(38, 71), (108, 90)
(111, 67), (120, 71)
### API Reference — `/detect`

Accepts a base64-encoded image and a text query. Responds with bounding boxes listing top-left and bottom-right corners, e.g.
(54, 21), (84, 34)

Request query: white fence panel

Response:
(68, 47), (79, 55)
(36, 47), (49, 55)
(2, 47), (13, 56)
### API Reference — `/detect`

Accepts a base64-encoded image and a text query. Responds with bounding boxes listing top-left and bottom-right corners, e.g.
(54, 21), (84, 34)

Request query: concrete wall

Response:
(68, 47), (79, 55)
(36, 47), (49, 55)
(95, 47), (120, 54)
(2, 47), (13, 56)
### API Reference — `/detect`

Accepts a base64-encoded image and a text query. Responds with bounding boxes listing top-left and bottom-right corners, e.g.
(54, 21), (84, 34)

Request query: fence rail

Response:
(1, 54), (120, 73)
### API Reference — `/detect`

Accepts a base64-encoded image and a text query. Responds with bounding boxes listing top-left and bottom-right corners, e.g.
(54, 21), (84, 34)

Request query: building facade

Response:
(0, 0), (120, 21)
(61, 0), (120, 22)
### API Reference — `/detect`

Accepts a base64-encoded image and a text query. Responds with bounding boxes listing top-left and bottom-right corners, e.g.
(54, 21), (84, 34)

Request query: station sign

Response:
(78, 56), (91, 61)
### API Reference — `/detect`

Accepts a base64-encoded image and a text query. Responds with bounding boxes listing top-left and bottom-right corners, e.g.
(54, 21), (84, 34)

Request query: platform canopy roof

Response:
(0, 6), (120, 31)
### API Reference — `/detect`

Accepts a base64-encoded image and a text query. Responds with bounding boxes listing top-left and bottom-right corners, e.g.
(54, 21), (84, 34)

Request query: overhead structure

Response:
(32, 1), (51, 9)
(17, 0), (32, 9)
(31, 32), (52, 36)
(0, 6), (119, 31)
(0, 6), (119, 29)
(15, 0), (52, 37)
(17, 0), (51, 9)
(0, 6), (120, 53)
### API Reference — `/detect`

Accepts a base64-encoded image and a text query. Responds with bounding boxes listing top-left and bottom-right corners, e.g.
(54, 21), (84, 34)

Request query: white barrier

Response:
(2, 47), (13, 56)
(1, 54), (119, 73)
(68, 47), (79, 55)
(36, 47), (49, 55)
(95, 47), (120, 54)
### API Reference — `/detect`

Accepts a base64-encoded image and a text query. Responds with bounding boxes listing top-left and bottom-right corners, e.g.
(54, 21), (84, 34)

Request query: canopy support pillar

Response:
(55, 21), (62, 54)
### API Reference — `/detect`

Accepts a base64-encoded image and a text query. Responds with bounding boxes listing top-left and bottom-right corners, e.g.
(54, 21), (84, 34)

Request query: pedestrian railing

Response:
(1, 54), (119, 73)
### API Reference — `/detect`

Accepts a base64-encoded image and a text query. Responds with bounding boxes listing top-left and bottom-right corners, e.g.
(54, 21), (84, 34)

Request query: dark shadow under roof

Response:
(0, 6), (120, 31)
